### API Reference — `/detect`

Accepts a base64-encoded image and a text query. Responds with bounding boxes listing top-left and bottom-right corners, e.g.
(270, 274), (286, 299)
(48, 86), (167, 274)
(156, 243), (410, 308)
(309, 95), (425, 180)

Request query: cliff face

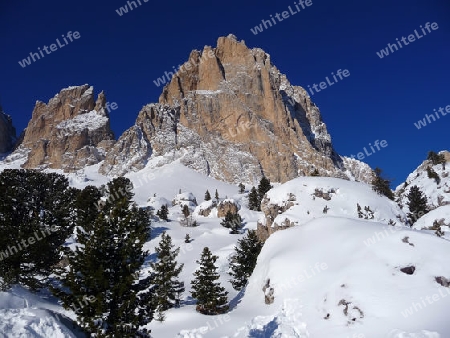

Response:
(15, 85), (115, 171)
(0, 108), (16, 154)
(3, 35), (372, 184)
(100, 35), (348, 184)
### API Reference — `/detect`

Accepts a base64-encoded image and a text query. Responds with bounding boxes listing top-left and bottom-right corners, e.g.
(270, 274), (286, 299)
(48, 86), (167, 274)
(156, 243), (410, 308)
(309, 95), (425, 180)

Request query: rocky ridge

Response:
(3, 35), (373, 184)
(8, 85), (115, 171)
(99, 35), (366, 184)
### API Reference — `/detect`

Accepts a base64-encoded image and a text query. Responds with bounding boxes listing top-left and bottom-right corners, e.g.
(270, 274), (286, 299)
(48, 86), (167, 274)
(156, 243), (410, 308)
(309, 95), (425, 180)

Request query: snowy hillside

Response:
(1, 159), (450, 337)
(396, 152), (450, 210)
(261, 177), (406, 229)
(238, 217), (450, 338)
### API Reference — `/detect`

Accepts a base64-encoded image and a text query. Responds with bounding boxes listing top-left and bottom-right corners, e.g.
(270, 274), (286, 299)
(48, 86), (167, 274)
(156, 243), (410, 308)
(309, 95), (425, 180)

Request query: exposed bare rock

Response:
(196, 201), (216, 217)
(100, 35), (361, 184)
(257, 194), (296, 242)
(435, 276), (450, 287)
(11, 85), (115, 171)
(0, 107), (17, 154)
(217, 199), (240, 217)
(172, 192), (198, 208)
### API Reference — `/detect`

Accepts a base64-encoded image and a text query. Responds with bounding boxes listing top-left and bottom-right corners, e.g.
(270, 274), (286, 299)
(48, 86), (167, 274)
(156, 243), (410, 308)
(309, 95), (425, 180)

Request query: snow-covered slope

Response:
(0, 286), (84, 337)
(1, 161), (450, 337)
(412, 205), (450, 240)
(261, 177), (406, 229)
(236, 217), (450, 338)
(396, 152), (450, 210)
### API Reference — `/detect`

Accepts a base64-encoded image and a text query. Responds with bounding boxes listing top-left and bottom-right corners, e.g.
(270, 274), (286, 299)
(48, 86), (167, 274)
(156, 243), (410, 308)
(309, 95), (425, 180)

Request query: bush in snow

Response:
(427, 166), (440, 184)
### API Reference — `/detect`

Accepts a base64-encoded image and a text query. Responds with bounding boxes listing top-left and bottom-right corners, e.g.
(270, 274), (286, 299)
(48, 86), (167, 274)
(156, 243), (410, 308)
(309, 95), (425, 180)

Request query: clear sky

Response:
(1, 0), (449, 186)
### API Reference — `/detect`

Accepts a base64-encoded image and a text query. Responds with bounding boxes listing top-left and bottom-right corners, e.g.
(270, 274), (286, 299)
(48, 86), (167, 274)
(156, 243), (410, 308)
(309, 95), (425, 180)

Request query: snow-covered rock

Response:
(258, 176), (405, 241)
(396, 151), (450, 210)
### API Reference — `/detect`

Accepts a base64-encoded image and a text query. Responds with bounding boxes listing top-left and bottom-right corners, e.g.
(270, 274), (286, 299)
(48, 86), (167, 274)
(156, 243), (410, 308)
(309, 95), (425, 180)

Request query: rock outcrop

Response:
(0, 108), (17, 154)
(12, 85), (115, 171)
(217, 199), (240, 217)
(100, 35), (353, 184)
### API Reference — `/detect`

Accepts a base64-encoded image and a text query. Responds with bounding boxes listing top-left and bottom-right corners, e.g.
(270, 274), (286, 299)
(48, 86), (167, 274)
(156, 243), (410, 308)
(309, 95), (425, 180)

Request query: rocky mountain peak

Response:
(0, 106), (17, 154)
(12, 85), (115, 171)
(102, 35), (360, 184)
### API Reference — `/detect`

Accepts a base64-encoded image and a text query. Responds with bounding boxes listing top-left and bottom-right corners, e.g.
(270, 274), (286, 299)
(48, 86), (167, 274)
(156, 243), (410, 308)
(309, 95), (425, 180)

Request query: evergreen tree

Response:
(191, 247), (228, 315)
(220, 211), (242, 234)
(215, 189), (219, 201)
(258, 176), (272, 205)
(426, 166), (440, 184)
(248, 187), (259, 211)
(156, 205), (169, 221)
(173, 280), (185, 308)
(184, 234), (191, 243)
(238, 183), (245, 194)
(151, 232), (184, 317)
(0, 169), (77, 291)
(427, 151), (446, 167)
(229, 230), (263, 291)
(371, 167), (394, 200)
(204, 190), (211, 201)
(407, 185), (429, 225)
(182, 205), (190, 218)
(51, 177), (154, 337)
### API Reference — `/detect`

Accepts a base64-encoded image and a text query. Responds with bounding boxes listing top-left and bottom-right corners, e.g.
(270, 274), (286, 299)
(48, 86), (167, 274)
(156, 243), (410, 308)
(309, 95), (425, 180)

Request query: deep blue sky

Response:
(1, 0), (449, 186)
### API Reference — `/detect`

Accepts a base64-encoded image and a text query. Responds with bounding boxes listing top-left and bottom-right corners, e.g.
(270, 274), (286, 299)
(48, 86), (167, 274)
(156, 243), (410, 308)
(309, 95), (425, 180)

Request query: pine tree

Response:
(182, 205), (190, 218)
(0, 169), (77, 291)
(215, 189), (219, 201)
(51, 177), (154, 337)
(426, 166), (440, 184)
(204, 190), (211, 201)
(181, 205), (192, 226)
(407, 185), (429, 225)
(220, 211), (242, 234)
(371, 167), (394, 200)
(151, 232), (184, 317)
(229, 230), (263, 291)
(248, 186), (259, 211)
(173, 280), (185, 308)
(258, 176), (272, 205)
(191, 247), (228, 315)
(184, 234), (191, 243)
(427, 151), (446, 167)
(156, 205), (169, 221)
(238, 183), (245, 194)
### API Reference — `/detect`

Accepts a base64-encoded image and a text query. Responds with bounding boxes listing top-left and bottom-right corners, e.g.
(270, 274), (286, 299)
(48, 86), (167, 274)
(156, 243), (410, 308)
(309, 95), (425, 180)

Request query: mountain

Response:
(8, 85), (115, 171)
(0, 107), (16, 154)
(3, 35), (372, 184)
(1, 36), (450, 338)
(99, 35), (368, 184)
